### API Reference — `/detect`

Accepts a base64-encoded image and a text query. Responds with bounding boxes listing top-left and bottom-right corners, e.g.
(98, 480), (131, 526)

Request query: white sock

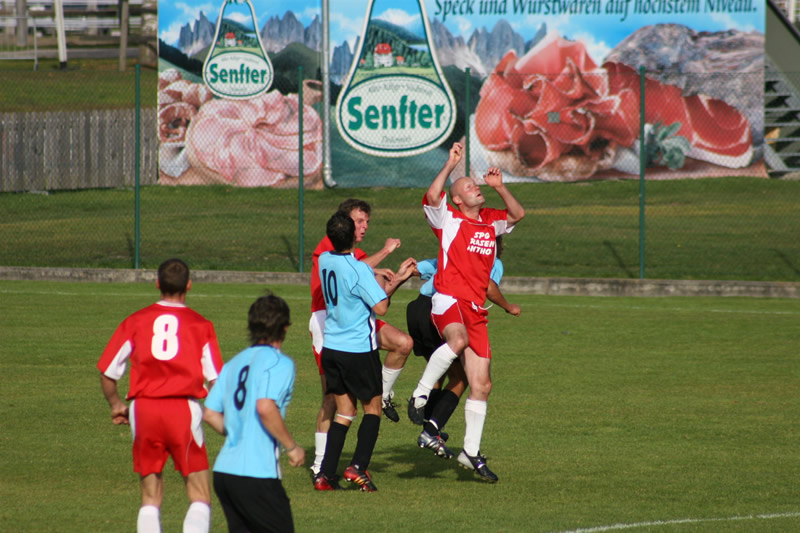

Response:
(312, 431), (327, 475)
(412, 343), (457, 404)
(137, 505), (161, 533)
(183, 501), (210, 533)
(463, 398), (487, 456)
(382, 366), (402, 400)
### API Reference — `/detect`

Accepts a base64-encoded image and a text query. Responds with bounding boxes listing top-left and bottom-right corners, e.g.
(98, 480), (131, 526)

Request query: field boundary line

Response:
(552, 511), (800, 532)
(1, 266), (799, 298)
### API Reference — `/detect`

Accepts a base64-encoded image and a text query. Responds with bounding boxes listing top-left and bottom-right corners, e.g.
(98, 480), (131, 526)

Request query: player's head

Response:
(248, 291), (291, 345)
(157, 258), (190, 296)
(450, 177), (485, 211)
(327, 212), (356, 253)
(337, 198), (370, 243)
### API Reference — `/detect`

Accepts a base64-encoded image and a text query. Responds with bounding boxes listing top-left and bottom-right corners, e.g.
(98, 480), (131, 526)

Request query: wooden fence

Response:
(0, 108), (158, 191)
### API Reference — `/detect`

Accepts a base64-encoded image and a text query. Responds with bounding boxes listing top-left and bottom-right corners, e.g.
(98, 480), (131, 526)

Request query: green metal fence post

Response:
(465, 67), (471, 178)
(135, 63), (141, 269)
(638, 65), (646, 280)
(298, 65), (305, 273)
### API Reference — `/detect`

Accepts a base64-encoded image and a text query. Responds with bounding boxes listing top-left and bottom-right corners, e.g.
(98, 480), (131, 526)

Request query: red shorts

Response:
(130, 397), (209, 477)
(310, 310), (386, 375)
(430, 293), (491, 359)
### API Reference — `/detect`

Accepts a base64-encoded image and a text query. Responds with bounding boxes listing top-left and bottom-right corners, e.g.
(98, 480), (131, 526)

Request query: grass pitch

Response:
(1, 280), (798, 532)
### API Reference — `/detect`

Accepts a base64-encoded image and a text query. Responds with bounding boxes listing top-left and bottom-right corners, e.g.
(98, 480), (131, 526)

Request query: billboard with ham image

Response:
(158, 0), (765, 187)
(157, 0), (324, 188)
(331, 0), (765, 184)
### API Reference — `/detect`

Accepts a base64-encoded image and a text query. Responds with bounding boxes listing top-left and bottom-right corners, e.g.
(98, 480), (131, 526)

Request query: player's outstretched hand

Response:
(396, 257), (418, 282)
(382, 238), (401, 255)
(505, 303), (521, 316)
(287, 446), (306, 467)
(484, 166), (503, 189)
(448, 142), (464, 167)
(374, 268), (395, 290)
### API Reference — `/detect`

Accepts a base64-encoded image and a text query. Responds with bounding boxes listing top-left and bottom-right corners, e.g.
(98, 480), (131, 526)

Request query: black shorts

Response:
(321, 347), (382, 403)
(406, 294), (442, 359)
(213, 472), (293, 533)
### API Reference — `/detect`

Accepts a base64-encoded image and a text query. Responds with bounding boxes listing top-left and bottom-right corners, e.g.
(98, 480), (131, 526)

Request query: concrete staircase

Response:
(765, 0), (800, 176)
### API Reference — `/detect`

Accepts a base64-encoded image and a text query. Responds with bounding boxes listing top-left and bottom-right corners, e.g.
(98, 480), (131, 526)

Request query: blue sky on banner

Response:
(159, 0), (764, 63)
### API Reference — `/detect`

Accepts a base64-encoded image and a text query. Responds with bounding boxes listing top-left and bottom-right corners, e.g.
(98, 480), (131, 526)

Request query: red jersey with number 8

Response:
(97, 302), (223, 400)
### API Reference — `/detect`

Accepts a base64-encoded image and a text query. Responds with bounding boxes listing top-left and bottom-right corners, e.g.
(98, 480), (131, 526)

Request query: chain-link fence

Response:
(1, 61), (798, 281)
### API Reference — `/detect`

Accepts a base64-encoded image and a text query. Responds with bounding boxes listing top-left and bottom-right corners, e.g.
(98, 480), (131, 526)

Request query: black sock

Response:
(429, 390), (460, 432)
(321, 422), (349, 478)
(424, 388), (444, 419)
(351, 414), (380, 470)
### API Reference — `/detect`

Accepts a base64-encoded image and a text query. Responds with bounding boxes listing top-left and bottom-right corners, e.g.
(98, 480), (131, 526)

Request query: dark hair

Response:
(337, 198), (371, 217)
(248, 292), (291, 344)
(158, 258), (190, 295)
(327, 212), (355, 253)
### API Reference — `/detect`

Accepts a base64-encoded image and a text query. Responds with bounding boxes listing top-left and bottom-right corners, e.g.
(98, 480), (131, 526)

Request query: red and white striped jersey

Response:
(423, 191), (512, 305)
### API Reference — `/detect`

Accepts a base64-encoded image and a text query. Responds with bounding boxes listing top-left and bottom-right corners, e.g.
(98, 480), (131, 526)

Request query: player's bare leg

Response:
(457, 348), (498, 482)
(138, 473), (164, 533)
(183, 470), (212, 533)
(377, 323), (413, 422)
(312, 374), (336, 475)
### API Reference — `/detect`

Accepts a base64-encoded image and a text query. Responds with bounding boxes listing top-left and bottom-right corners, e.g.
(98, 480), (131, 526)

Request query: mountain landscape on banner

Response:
(171, 10), (548, 84)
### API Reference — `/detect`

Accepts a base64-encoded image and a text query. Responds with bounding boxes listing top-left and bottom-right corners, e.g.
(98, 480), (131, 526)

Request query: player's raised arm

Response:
(426, 142), (464, 207)
(363, 238), (401, 268)
(484, 166), (525, 227)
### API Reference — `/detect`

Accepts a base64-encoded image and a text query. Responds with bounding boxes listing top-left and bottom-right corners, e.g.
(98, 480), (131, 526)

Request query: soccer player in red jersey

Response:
(308, 198), (415, 477)
(408, 142), (525, 482)
(98, 258), (223, 533)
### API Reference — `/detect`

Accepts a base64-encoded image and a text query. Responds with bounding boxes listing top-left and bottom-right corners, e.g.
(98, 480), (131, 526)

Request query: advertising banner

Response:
(158, 0), (766, 187)
(157, 0), (324, 188)
(330, 0), (766, 183)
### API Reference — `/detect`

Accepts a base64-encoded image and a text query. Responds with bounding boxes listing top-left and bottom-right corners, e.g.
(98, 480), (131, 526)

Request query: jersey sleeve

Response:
(482, 207), (514, 236)
(417, 258), (438, 280)
(97, 317), (134, 380)
(204, 366), (226, 413)
(490, 257), (504, 285)
(422, 191), (449, 230)
(201, 322), (224, 382)
(352, 261), (388, 308)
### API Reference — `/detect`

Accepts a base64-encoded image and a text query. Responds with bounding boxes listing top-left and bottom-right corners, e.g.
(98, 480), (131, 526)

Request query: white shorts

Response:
(309, 309), (326, 354)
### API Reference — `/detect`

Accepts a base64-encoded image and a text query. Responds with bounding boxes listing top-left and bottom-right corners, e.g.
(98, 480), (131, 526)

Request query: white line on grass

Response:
(551, 511), (800, 533)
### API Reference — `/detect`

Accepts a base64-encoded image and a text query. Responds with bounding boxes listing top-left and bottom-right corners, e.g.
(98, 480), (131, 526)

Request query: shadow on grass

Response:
(369, 443), (486, 484)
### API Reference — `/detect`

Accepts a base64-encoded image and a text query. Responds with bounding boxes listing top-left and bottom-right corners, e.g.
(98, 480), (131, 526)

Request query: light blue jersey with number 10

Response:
(318, 251), (387, 353)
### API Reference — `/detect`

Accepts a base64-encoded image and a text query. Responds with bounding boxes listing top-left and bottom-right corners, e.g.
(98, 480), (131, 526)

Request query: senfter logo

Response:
(339, 76), (454, 155)
(203, 0), (273, 99)
(336, 0), (456, 157)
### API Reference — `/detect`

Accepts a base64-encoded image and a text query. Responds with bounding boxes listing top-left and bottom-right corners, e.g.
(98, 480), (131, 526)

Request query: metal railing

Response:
(0, 13), (37, 68)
